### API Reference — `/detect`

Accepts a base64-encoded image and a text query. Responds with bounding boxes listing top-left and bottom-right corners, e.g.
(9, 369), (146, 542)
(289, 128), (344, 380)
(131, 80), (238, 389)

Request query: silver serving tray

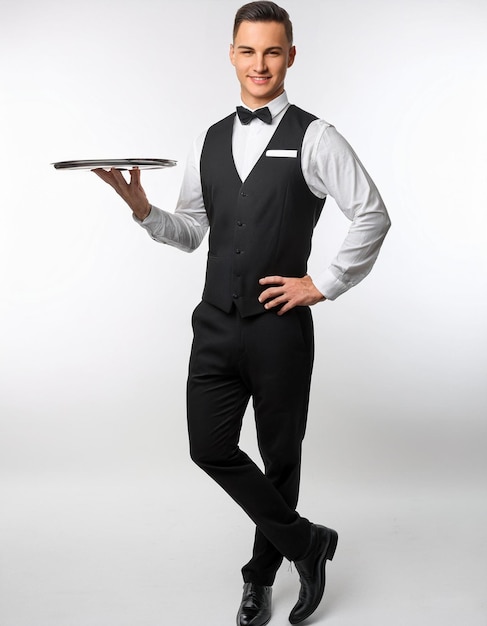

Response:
(52, 158), (177, 170)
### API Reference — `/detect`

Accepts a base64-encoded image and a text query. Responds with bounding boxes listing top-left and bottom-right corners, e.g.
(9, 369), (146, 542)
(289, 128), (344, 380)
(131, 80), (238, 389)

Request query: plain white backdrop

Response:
(1, 1), (486, 624)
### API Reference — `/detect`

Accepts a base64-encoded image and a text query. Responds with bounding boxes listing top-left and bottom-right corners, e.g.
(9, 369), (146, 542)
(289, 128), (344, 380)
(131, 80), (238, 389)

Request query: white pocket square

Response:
(265, 149), (298, 158)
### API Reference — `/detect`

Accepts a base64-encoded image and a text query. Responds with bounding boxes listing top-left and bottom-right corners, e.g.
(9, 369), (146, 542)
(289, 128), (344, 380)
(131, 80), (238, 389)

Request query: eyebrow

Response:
(236, 45), (284, 53)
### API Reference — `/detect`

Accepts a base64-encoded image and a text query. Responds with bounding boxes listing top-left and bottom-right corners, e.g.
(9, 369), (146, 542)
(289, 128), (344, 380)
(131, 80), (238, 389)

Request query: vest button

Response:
(232, 293), (239, 299)
(235, 249), (241, 254)
(240, 192), (247, 197)
(237, 221), (243, 227)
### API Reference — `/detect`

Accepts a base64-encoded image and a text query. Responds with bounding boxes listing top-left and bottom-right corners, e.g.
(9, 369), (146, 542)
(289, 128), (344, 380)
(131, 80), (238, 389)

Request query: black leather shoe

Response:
(288, 524), (338, 624)
(237, 582), (272, 626)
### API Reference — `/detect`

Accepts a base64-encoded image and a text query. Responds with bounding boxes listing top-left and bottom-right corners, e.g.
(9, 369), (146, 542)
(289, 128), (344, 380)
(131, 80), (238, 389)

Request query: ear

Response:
(229, 43), (236, 67)
(288, 45), (296, 68)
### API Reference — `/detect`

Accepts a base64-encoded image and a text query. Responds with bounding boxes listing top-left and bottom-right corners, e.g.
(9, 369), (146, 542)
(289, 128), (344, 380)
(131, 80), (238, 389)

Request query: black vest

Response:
(200, 105), (326, 317)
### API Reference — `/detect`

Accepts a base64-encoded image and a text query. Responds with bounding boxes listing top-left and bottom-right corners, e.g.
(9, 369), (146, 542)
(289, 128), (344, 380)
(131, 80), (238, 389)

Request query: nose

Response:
(253, 53), (268, 73)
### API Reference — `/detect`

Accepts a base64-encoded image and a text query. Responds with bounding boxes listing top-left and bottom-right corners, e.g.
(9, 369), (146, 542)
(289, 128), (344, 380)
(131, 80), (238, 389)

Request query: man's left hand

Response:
(258, 275), (326, 315)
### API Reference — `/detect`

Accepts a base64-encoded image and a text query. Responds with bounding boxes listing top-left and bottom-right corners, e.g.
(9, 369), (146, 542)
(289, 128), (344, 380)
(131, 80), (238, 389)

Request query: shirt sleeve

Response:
(302, 121), (391, 300)
(133, 132), (209, 253)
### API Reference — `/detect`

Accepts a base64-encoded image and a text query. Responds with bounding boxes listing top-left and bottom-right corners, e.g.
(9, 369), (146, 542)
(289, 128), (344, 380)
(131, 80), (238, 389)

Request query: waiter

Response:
(94, 2), (390, 624)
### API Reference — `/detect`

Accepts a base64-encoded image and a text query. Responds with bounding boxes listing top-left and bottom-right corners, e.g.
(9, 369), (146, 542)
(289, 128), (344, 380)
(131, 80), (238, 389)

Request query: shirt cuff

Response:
(312, 269), (350, 301)
(132, 205), (155, 225)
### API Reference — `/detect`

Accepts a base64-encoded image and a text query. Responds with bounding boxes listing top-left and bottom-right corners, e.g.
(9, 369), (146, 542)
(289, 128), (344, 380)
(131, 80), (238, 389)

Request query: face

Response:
(230, 20), (296, 109)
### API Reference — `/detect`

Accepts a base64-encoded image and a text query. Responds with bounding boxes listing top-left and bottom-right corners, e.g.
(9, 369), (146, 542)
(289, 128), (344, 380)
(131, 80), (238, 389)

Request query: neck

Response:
(240, 88), (285, 110)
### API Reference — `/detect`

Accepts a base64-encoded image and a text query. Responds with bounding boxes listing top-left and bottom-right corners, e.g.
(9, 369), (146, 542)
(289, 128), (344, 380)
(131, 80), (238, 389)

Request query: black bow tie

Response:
(236, 106), (272, 125)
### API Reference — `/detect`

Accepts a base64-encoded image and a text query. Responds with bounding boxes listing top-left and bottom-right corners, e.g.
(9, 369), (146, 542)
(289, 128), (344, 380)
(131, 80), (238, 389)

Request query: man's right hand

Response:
(93, 167), (151, 221)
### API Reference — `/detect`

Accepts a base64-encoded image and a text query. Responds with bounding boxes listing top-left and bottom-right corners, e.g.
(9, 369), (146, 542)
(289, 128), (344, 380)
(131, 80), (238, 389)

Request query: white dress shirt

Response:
(136, 92), (390, 300)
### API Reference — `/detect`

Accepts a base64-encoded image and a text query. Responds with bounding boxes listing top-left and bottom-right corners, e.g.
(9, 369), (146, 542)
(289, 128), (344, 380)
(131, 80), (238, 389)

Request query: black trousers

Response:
(187, 300), (315, 586)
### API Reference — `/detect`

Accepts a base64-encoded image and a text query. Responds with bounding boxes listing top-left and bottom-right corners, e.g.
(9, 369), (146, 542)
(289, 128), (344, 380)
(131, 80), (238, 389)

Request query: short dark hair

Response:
(233, 1), (293, 44)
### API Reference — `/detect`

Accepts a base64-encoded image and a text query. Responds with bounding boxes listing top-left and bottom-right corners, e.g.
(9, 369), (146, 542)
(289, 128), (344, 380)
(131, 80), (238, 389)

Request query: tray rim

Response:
(52, 158), (177, 170)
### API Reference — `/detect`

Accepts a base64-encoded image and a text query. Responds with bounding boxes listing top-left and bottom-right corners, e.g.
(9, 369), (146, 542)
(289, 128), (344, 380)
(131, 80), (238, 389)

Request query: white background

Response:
(1, 1), (486, 624)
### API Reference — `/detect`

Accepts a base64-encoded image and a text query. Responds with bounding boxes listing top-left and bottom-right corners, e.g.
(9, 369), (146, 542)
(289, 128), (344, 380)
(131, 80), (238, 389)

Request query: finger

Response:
(92, 169), (124, 193)
(130, 167), (141, 186)
(258, 287), (284, 303)
(92, 168), (113, 182)
(259, 275), (285, 285)
(109, 167), (128, 184)
(277, 301), (295, 315)
(108, 168), (132, 194)
(263, 294), (289, 310)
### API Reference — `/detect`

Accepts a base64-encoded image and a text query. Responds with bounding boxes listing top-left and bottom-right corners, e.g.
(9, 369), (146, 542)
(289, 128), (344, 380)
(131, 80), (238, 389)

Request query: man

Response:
(94, 2), (390, 624)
